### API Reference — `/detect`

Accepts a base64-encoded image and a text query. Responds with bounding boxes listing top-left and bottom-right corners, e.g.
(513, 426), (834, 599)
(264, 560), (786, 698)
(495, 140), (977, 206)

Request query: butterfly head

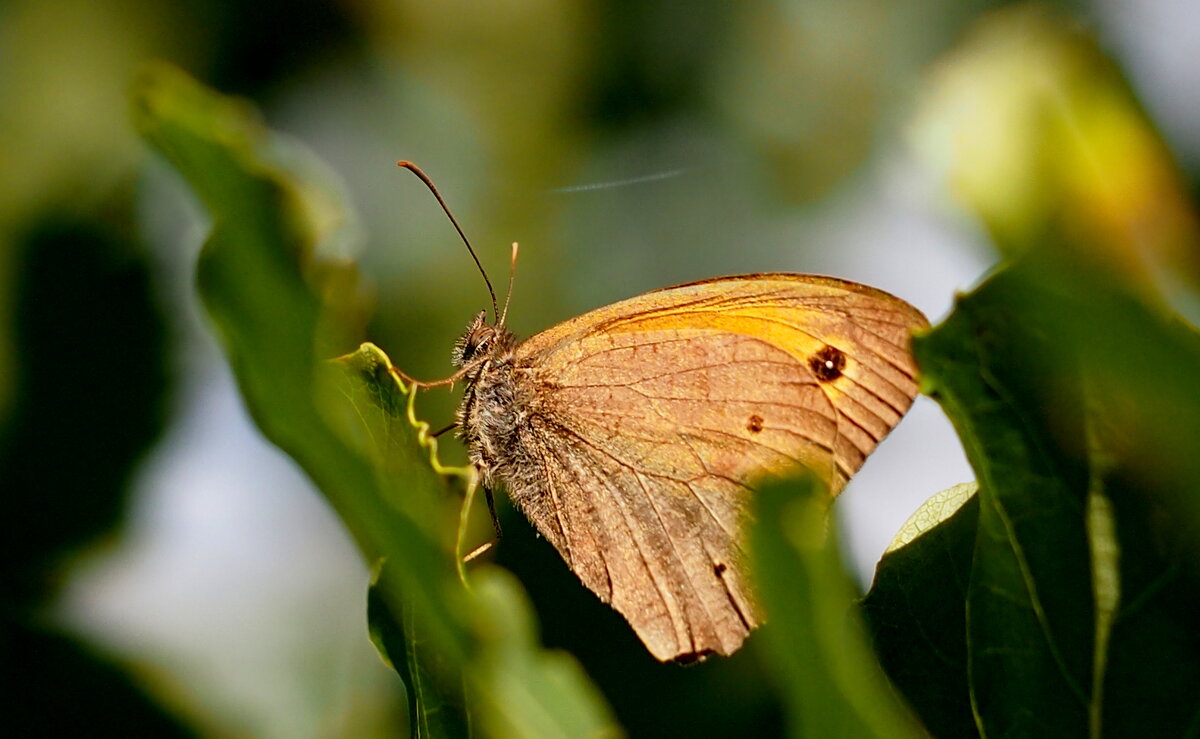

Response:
(452, 310), (515, 370)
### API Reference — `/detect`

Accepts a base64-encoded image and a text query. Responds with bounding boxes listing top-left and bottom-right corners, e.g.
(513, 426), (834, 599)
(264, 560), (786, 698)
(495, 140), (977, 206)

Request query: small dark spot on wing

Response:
(746, 414), (764, 433)
(674, 649), (714, 665)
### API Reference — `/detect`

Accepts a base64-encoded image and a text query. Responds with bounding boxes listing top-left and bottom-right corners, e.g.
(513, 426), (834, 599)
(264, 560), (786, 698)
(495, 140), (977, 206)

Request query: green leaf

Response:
(862, 484), (979, 739)
(912, 258), (1200, 736)
(368, 563), (467, 739)
(131, 59), (468, 655)
(750, 474), (924, 739)
(342, 341), (617, 738)
(1014, 267), (1200, 736)
(916, 265), (1097, 736)
(467, 568), (622, 739)
(132, 63), (617, 739)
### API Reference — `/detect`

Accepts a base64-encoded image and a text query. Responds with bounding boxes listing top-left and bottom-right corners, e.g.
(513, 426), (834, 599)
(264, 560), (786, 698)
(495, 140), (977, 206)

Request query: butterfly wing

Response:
(507, 274), (927, 661)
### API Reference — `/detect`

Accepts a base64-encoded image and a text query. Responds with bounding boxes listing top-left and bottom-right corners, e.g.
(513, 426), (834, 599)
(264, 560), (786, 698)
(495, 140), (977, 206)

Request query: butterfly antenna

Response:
(498, 242), (519, 326)
(397, 161), (500, 323)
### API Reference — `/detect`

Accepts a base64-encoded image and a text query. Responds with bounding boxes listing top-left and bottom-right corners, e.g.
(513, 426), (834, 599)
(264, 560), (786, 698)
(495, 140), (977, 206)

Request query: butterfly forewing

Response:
(504, 274), (927, 661)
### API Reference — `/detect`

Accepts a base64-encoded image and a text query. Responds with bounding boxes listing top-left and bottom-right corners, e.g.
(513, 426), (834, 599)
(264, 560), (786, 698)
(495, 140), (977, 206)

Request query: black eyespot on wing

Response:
(713, 562), (727, 576)
(808, 345), (846, 382)
(746, 415), (764, 433)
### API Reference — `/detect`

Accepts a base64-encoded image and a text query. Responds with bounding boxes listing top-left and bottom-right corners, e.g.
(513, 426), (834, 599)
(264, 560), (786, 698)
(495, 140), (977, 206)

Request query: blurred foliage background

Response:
(2, 0), (1198, 736)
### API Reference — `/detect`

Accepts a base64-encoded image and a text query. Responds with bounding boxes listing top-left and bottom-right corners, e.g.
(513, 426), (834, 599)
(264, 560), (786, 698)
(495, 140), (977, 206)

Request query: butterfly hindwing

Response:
(519, 418), (755, 660)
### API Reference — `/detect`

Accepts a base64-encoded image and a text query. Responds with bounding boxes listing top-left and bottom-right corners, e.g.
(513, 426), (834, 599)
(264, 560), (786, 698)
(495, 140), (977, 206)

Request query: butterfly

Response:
(397, 163), (928, 662)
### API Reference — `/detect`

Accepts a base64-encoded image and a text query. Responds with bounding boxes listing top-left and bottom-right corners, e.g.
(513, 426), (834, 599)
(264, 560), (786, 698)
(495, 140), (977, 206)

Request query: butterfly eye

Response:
(808, 345), (847, 382)
(453, 310), (492, 365)
(458, 328), (497, 364)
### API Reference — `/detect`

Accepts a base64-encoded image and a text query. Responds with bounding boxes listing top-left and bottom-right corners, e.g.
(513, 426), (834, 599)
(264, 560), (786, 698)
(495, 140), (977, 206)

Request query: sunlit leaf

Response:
(885, 482), (977, 554)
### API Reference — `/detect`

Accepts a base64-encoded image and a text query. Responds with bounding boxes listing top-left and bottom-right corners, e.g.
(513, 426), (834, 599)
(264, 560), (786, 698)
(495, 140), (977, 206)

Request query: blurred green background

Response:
(3, 0), (1197, 735)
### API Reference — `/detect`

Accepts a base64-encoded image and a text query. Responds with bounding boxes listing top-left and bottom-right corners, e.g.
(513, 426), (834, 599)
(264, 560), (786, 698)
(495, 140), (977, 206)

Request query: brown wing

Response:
(508, 274), (927, 661)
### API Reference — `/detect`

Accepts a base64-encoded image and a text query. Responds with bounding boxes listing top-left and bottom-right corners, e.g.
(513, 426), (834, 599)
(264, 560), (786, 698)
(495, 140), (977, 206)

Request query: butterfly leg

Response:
(483, 485), (503, 539)
(462, 486), (503, 564)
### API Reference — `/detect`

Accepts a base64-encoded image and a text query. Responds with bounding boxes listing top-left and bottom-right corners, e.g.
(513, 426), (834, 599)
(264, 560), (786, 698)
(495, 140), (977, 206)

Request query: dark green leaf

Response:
(913, 257), (1200, 736)
(1000, 263), (1200, 736)
(369, 564), (467, 739)
(916, 268), (1099, 734)
(915, 265), (1096, 736)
